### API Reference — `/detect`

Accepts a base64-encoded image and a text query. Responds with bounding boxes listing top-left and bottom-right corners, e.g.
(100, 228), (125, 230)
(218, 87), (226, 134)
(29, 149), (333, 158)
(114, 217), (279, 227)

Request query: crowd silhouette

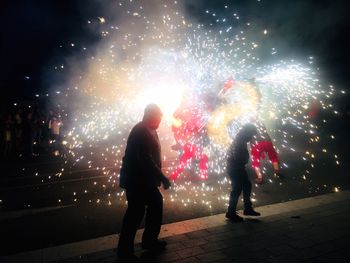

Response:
(0, 102), (66, 159)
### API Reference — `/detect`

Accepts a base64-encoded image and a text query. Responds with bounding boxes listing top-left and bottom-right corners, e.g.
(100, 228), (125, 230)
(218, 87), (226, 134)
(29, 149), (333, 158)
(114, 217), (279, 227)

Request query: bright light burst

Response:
(46, 0), (342, 210)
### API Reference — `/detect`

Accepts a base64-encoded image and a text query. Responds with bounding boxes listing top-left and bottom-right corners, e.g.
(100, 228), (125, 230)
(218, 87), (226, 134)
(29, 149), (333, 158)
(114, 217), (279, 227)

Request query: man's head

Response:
(143, 103), (163, 130)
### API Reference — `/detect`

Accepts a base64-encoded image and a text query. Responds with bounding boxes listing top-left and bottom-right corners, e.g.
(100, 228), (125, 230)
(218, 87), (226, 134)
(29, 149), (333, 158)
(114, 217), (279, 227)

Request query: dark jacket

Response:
(227, 124), (257, 173)
(119, 122), (164, 190)
(227, 140), (249, 172)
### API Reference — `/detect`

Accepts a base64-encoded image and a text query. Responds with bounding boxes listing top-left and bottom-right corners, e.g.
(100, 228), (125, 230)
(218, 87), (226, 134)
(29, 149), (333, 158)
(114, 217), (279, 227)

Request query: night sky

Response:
(1, 0), (349, 108)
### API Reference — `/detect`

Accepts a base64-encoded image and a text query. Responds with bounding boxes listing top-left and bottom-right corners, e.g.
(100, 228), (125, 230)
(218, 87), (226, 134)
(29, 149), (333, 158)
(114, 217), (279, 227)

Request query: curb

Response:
(1, 190), (349, 263)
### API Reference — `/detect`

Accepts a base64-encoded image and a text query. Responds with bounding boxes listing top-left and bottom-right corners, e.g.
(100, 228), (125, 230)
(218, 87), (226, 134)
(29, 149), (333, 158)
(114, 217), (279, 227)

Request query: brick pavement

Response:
(2, 190), (350, 263)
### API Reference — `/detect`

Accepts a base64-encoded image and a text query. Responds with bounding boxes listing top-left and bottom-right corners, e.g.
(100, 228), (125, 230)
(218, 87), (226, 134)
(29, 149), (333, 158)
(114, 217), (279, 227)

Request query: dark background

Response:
(1, 0), (350, 254)
(1, 0), (349, 108)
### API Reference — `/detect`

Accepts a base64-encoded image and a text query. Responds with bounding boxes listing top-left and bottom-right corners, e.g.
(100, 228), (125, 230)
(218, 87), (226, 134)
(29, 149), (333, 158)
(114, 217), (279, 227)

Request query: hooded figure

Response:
(226, 123), (261, 222)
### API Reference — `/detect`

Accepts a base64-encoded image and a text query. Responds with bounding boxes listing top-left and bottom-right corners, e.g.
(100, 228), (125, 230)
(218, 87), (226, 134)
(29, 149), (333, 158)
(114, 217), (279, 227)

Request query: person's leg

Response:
(227, 171), (243, 215)
(54, 134), (62, 155)
(118, 190), (146, 257)
(142, 188), (164, 247)
(242, 170), (261, 216)
(251, 143), (263, 183)
(29, 132), (34, 156)
(226, 170), (244, 222)
(170, 143), (194, 180)
(241, 170), (252, 211)
(198, 152), (208, 180)
(170, 155), (187, 180)
(3, 141), (8, 157)
(51, 134), (57, 154)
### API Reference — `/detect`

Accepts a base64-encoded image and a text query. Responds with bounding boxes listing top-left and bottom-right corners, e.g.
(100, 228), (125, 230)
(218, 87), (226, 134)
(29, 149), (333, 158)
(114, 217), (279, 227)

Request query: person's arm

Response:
(137, 129), (171, 189)
(161, 175), (171, 189)
(251, 143), (263, 183)
(140, 149), (171, 189)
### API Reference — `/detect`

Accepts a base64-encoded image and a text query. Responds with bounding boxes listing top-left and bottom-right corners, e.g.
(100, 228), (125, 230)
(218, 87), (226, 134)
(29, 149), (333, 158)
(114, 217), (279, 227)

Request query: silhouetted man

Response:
(226, 123), (261, 222)
(117, 103), (171, 262)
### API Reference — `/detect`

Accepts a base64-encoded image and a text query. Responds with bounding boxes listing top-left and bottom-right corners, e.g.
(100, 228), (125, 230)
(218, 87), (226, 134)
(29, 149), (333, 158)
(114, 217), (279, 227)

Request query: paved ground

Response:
(2, 190), (350, 263)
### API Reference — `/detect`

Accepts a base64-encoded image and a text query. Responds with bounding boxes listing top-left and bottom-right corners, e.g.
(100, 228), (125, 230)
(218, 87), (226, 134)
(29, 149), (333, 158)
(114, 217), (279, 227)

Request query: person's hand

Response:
(255, 176), (264, 185)
(162, 177), (171, 190)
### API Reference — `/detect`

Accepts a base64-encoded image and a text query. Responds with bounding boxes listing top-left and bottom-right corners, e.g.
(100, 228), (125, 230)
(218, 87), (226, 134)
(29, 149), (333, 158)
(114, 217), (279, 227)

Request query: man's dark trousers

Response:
(227, 167), (252, 214)
(117, 187), (163, 256)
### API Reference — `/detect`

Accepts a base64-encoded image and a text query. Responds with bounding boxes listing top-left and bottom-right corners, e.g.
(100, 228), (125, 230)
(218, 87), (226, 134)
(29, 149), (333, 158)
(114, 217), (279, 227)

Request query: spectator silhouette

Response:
(32, 108), (44, 155)
(117, 103), (171, 262)
(226, 123), (261, 222)
(14, 109), (23, 154)
(3, 114), (14, 157)
(48, 113), (62, 156)
(22, 109), (34, 157)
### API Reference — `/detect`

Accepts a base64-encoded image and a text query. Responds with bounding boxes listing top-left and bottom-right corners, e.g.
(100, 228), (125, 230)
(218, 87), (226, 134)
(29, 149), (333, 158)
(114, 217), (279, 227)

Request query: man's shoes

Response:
(142, 240), (167, 252)
(243, 209), (261, 216)
(118, 254), (140, 263)
(225, 212), (244, 222)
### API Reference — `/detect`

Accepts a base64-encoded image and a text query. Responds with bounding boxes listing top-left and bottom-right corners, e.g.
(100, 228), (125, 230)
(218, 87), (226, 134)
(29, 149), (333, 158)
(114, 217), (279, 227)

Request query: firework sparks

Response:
(23, 0), (343, 211)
